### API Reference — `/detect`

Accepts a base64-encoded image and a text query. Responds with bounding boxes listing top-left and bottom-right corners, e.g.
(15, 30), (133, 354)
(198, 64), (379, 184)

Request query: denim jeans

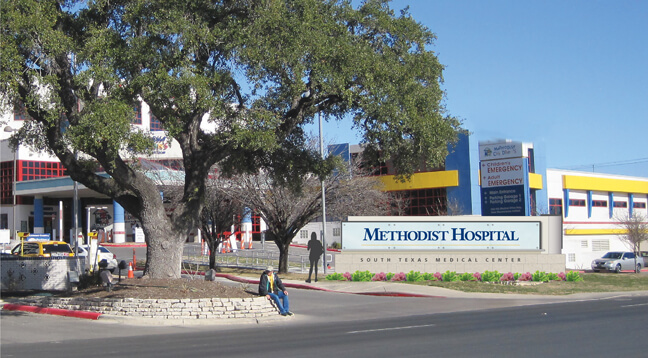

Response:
(268, 291), (289, 314)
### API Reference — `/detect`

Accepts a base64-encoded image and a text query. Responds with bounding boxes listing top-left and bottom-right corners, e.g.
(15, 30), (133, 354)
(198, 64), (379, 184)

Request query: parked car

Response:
(76, 245), (118, 272)
(591, 251), (645, 273)
(11, 241), (74, 257)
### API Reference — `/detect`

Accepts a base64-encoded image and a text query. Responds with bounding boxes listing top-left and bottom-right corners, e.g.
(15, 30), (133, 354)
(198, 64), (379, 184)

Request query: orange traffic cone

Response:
(128, 262), (134, 278)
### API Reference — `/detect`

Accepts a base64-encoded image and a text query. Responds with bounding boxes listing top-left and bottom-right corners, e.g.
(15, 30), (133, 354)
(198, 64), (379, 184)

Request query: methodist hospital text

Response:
(363, 227), (519, 242)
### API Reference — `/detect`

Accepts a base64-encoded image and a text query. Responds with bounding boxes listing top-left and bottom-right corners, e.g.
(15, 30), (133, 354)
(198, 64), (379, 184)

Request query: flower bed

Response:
(326, 270), (583, 283)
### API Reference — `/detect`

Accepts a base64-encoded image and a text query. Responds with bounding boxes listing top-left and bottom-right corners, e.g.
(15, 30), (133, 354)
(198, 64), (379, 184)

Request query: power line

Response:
(560, 157), (648, 171)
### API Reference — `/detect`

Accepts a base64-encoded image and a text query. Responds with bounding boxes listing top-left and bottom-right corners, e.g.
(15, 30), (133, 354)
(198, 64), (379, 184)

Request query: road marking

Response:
(621, 303), (648, 308)
(348, 324), (436, 334)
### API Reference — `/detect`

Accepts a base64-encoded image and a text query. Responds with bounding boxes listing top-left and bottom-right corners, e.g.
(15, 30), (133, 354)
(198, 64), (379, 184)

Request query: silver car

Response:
(591, 251), (642, 273)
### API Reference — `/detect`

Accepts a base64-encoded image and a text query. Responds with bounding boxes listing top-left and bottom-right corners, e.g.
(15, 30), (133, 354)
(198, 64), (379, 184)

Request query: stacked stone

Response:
(9, 296), (279, 319)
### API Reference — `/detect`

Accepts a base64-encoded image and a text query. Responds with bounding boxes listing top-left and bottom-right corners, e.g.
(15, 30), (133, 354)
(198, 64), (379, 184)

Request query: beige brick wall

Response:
(335, 252), (566, 274)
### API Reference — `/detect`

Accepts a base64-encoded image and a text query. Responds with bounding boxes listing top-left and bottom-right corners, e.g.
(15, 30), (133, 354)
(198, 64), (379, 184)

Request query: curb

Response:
(2, 303), (102, 320)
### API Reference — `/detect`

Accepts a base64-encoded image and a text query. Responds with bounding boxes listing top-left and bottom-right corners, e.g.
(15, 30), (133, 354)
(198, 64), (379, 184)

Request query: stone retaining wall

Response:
(9, 296), (279, 320)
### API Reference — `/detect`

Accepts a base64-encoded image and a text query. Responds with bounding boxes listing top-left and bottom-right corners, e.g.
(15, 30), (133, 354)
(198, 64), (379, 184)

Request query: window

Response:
(0, 162), (14, 204)
(592, 200), (607, 207)
(391, 188), (447, 216)
(150, 112), (164, 131)
(132, 104), (142, 124)
(300, 230), (308, 239)
(0, 214), (7, 229)
(569, 199), (585, 207)
(633, 202), (646, 209)
(549, 198), (562, 215)
(592, 239), (610, 252)
(18, 161), (67, 181)
(567, 253), (576, 262)
(613, 201), (628, 208)
(333, 227), (341, 237)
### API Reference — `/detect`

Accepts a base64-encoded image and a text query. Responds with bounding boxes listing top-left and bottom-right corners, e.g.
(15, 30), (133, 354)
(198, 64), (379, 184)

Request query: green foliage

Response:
(441, 271), (460, 282)
(351, 270), (374, 282)
(566, 271), (584, 282)
(1, 0), (461, 278)
(405, 271), (425, 282)
(422, 272), (435, 281)
(532, 271), (550, 282)
(386, 272), (395, 281)
(546, 273), (561, 281)
(325, 273), (346, 281)
(481, 270), (502, 282)
(329, 242), (341, 249)
(459, 272), (477, 282)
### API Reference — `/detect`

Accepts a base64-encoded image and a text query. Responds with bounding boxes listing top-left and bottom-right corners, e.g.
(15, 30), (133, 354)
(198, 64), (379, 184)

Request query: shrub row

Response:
(325, 270), (583, 282)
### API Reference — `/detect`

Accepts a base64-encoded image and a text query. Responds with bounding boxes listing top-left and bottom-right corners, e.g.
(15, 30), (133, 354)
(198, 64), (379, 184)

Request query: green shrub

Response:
(566, 271), (583, 282)
(441, 270), (460, 282)
(459, 272), (477, 281)
(329, 241), (341, 249)
(422, 272), (435, 281)
(546, 272), (561, 281)
(406, 271), (425, 282)
(481, 270), (502, 282)
(351, 270), (373, 282)
(325, 273), (346, 281)
(386, 272), (395, 281)
(532, 271), (549, 282)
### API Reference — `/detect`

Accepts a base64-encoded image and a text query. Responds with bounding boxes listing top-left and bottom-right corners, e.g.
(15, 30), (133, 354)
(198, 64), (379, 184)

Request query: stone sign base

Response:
(335, 251), (566, 274)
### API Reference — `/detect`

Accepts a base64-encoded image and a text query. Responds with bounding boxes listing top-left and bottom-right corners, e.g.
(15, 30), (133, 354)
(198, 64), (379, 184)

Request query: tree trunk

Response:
(140, 216), (187, 279)
(276, 239), (291, 274)
(208, 239), (217, 270)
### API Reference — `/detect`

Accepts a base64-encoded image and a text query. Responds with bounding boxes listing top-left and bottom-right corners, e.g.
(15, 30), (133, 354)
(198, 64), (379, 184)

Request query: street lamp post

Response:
(318, 113), (327, 275)
(4, 126), (17, 239)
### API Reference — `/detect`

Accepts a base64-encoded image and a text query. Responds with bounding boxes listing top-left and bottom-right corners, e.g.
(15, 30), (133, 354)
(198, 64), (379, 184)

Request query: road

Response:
(3, 289), (648, 357)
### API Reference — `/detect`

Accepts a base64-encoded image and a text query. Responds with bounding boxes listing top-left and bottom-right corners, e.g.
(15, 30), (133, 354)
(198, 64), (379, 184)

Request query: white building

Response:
(546, 169), (648, 270)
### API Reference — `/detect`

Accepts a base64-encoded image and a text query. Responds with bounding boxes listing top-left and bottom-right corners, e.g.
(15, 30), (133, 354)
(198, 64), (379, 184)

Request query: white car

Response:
(76, 245), (118, 272)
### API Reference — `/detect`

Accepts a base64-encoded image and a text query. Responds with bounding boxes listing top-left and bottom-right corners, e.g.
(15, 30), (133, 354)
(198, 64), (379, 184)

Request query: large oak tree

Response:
(1, 0), (462, 278)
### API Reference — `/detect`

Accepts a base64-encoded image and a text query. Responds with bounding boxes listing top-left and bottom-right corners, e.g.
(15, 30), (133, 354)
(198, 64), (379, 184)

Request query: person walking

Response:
(306, 233), (324, 283)
(258, 266), (293, 316)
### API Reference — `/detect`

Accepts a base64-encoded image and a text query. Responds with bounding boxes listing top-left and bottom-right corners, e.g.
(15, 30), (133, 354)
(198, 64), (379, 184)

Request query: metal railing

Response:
(182, 245), (326, 273)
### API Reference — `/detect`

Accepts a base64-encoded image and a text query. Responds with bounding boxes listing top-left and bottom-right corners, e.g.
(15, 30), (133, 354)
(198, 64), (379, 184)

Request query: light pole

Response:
(3, 126), (17, 239)
(318, 113), (327, 275)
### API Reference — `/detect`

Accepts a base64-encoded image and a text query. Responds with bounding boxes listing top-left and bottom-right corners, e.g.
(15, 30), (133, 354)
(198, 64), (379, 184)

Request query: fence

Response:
(181, 245), (328, 273)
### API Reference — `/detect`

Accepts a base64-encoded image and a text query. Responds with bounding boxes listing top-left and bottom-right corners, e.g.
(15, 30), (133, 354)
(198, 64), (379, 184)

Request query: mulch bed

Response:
(2, 278), (258, 300)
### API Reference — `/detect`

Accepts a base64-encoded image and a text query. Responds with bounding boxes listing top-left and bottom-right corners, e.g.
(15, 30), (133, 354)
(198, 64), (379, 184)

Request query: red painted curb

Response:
(2, 303), (102, 320)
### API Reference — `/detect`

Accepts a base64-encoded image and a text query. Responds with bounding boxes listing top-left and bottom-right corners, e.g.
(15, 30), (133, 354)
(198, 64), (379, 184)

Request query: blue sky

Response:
(312, 0), (648, 177)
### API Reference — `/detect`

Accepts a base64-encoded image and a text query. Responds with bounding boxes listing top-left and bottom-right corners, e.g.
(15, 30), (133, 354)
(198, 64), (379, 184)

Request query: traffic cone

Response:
(128, 262), (134, 278)
(248, 241), (253, 249)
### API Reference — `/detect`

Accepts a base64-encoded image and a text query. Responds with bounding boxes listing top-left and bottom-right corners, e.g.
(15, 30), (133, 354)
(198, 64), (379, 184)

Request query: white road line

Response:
(621, 303), (648, 308)
(348, 324), (436, 334)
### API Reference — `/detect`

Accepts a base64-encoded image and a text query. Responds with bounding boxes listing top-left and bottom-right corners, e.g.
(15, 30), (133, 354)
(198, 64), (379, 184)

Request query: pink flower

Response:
(473, 272), (482, 281)
(372, 272), (387, 281)
(433, 272), (443, 281)
(343, 272), (352, 281)
(391, 272), (406, 281)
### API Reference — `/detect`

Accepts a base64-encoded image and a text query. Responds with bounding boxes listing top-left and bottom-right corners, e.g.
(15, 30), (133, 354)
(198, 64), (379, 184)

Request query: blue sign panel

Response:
(481, 185), (528, 216)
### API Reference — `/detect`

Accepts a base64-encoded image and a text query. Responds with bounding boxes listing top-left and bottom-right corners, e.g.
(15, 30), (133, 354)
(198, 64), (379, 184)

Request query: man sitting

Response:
(258, 266), (293, 316)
